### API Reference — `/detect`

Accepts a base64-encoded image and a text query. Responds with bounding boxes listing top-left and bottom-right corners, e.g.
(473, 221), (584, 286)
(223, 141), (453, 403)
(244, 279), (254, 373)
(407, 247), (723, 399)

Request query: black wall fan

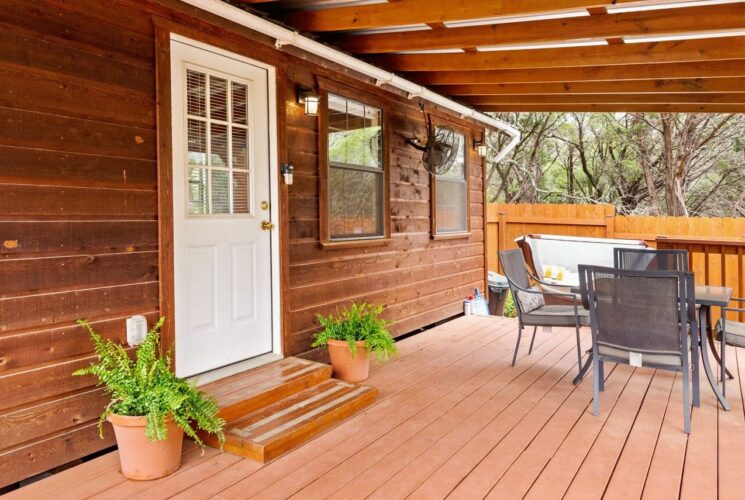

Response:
(406, 104), (459, 176)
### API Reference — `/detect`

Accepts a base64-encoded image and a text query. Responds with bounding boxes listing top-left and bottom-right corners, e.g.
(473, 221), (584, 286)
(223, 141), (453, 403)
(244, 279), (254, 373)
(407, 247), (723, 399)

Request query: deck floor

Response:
(10, 315), (745, 499)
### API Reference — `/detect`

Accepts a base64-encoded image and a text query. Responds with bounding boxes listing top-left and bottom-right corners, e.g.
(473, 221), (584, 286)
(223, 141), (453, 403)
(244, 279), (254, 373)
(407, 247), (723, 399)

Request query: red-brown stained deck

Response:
(8, 315), (744, 499)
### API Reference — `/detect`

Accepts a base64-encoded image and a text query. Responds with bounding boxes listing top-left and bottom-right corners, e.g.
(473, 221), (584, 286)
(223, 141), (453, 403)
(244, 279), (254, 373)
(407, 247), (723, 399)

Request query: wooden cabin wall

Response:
(284, 70), (487, 357)
(0, 0), (160, 488)
(0, 0), (486, 487)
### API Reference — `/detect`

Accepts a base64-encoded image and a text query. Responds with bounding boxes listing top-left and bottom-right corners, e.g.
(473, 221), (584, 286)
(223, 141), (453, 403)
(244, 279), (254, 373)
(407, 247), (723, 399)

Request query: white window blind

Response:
(185, 67), (251, 216)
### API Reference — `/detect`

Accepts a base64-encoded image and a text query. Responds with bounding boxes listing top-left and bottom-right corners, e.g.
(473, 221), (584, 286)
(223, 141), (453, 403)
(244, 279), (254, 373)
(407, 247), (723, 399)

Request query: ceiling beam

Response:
(331, 3), (745, 54)
(408, 60), (745, 85)
(283, 0), (653, 32)
(459, 93), (745, 105)
(437, 78), (745, 95)
(477, 104), (745, 112)
(367, 36), (745, 71)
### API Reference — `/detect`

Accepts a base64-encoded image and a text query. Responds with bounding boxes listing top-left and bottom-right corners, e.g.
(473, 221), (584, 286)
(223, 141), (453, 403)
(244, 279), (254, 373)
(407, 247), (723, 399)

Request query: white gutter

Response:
(179, 0), (521, 161)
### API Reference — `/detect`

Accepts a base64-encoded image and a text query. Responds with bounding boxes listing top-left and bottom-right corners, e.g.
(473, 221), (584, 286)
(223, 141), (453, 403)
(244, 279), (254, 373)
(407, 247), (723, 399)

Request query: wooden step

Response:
(207, 378), (377, 463)
(200, 357), (332, 422)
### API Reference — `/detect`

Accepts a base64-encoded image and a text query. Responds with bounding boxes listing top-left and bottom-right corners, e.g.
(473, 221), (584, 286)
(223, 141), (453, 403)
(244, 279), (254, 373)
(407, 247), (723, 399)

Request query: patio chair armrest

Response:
(511, 282), (581, 304)
(721, 308), (745, 333)
(527, 271), (569, 289)
(722, 307), (745, 315)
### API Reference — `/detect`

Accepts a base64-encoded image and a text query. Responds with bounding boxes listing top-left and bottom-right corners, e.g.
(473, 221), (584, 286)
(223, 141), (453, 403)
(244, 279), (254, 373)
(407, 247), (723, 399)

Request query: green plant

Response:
(312, 303), (397, 361)
(73, 318), (225, 446)
(503, 291), (516, 318)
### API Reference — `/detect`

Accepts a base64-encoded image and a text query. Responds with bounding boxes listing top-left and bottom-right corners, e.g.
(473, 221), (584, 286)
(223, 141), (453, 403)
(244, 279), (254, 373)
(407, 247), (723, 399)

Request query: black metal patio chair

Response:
(715, 298), (745, 397)
(499, 249), (589, 375)
(610, 246), (701, 389)
(613, 247), (689, 272)
(580, 265), (697, 433)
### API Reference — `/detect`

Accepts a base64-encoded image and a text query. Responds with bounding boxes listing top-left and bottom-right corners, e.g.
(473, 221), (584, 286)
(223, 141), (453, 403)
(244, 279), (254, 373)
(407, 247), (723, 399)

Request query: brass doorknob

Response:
(261, 220), (274, 231)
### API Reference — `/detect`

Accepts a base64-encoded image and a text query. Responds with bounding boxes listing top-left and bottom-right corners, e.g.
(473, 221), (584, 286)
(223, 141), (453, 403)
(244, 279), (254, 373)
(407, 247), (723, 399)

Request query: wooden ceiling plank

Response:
(367, 36), (745, 71)
(331, 3), (745, 54)
(459, 93), (745, 105)
(284, 0), (650, 32)
(477, 103), (745, 112)
(407, 60), (745, 85)
(437, 77), (745, 95)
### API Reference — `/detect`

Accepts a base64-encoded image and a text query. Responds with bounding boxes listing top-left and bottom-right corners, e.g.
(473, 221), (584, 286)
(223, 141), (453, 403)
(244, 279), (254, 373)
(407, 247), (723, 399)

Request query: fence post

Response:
(605, 205), (615, 238)
(497, 212), (508, 273)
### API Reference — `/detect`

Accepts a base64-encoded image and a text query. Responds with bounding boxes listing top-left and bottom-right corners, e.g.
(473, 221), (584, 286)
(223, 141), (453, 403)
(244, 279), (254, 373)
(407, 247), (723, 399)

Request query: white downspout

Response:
(179, 0), (521, 159)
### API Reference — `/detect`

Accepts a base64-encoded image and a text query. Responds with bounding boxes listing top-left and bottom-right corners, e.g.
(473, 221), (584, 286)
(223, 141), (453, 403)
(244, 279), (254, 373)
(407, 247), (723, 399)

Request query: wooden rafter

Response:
(408, 60), (745, 85)
(367, 36), (745, 71)
(459, 93), (745, 105)
(238, 1), (745, 113)
(283, 0), (651, 32)
(436, 78), (745, 96)
(331, 3), (745, 54)
(477, 103), (745, 112)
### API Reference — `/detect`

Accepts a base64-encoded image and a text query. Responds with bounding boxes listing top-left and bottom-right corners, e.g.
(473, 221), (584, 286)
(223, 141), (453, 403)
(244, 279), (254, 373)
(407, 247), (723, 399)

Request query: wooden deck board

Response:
(9, 315), (745, 500)
(602, 370), (676, 500)
(315, 327), (580, 499)
(679, 350), (719, 500)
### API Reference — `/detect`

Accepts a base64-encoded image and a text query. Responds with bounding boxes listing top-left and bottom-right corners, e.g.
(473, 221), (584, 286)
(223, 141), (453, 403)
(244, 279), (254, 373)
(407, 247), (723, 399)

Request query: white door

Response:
(171, 38), (274, 377)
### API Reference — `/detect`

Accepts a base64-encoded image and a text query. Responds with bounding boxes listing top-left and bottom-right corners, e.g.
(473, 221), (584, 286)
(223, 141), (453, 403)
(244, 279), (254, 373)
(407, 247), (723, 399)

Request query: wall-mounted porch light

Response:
(474, 139), (488, 157)
(297, 85), (320, 116)
(280, 163), (294, 185)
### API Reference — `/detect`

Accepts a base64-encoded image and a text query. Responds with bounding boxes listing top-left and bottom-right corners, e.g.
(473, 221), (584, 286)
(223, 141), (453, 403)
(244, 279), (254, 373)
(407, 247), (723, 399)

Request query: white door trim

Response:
(169, 33), (283, 369)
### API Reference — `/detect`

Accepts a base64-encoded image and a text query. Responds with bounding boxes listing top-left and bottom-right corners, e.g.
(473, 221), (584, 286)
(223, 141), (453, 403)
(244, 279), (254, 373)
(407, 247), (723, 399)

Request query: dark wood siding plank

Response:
(0, 146), (156, 190)
(0, 251), (158, 298)
(0, 388), (107, 450)
(0, 27), (153, 95)
(0, 107), (156, 159)
(0, 312), (160, 372)
(0, 282), (160, 333)
(0, 353), (111, 411)
(0, 221), (158, 259)
(0, 185), (157, 219)
(0, 421), (115, 489)
(0, 65), (155, 128)
(0, 0), (154, 65)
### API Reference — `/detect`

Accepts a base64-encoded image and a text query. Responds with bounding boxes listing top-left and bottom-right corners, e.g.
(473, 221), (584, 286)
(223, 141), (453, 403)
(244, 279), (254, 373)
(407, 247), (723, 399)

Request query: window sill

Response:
(320, 238), (391, 250)
(431, 232), (471, 241)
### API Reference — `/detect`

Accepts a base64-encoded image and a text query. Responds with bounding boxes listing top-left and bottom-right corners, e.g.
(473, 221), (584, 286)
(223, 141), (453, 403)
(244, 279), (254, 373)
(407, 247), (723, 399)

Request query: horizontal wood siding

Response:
(0, 0), (158, 488)
(0, 0), (487, 487)
(285, 68), (486, 357)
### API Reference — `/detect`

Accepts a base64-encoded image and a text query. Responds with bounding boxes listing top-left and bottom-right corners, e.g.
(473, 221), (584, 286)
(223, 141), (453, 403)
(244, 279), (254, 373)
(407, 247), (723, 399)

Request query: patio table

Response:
(571, 284), (732, 411)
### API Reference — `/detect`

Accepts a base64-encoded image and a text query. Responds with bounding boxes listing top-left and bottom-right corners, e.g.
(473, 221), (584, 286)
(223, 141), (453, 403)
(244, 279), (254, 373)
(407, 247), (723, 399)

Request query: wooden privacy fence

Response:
(487, 204), (745, 318)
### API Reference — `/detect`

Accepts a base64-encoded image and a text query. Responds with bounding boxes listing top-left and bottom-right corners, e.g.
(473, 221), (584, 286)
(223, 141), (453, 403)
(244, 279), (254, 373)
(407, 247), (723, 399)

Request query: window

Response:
(433, 127), (468, 235)
(325, 93), (385, 241)
(185, 67), (251, 215)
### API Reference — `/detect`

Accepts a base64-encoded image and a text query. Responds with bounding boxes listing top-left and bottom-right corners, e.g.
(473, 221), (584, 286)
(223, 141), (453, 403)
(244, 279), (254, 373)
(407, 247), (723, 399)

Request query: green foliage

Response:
(312, 303), (397, 361)
(503, 291), (516, 318)
(487, 112), (745, 217)
(73, 318), (225, 446)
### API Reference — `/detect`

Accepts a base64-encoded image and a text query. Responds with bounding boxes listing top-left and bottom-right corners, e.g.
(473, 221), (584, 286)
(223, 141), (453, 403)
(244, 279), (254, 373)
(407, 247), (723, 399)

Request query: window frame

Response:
(318, 79), (391, 249)
(430, 120), (472, 239)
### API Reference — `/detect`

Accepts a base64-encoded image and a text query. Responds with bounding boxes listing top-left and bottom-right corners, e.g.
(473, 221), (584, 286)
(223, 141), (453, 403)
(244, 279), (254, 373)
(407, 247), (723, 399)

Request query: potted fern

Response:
(312, 303), (397, 383)
(73, 318), (225, 480)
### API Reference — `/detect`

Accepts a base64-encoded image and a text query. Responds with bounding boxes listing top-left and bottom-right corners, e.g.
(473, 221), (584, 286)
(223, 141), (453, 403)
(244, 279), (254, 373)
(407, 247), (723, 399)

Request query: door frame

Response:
(155, 24), (283, 372)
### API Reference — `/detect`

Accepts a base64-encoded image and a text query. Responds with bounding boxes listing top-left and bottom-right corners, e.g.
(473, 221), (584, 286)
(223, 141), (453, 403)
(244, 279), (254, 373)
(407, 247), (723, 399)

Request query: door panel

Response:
(171, 39), (274, 377)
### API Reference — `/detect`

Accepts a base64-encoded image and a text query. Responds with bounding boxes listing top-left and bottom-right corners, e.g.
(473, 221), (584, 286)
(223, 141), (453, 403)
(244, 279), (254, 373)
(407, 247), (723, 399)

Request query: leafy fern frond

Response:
(73, 317), (225, 445)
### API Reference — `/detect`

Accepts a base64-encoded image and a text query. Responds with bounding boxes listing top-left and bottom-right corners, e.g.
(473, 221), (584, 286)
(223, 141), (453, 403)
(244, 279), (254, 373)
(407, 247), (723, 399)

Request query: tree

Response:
(485, 112), (745, 217)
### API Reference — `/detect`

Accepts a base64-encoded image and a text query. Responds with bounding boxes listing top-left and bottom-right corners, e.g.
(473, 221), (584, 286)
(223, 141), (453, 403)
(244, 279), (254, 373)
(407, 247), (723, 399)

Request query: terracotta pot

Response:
(327, 339), (370, 383)
(107, 413), (184, 480)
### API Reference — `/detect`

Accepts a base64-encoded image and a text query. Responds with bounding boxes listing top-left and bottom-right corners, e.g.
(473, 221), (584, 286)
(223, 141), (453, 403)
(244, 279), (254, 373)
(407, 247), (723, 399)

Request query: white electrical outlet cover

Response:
(126, 315), (148, 346)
